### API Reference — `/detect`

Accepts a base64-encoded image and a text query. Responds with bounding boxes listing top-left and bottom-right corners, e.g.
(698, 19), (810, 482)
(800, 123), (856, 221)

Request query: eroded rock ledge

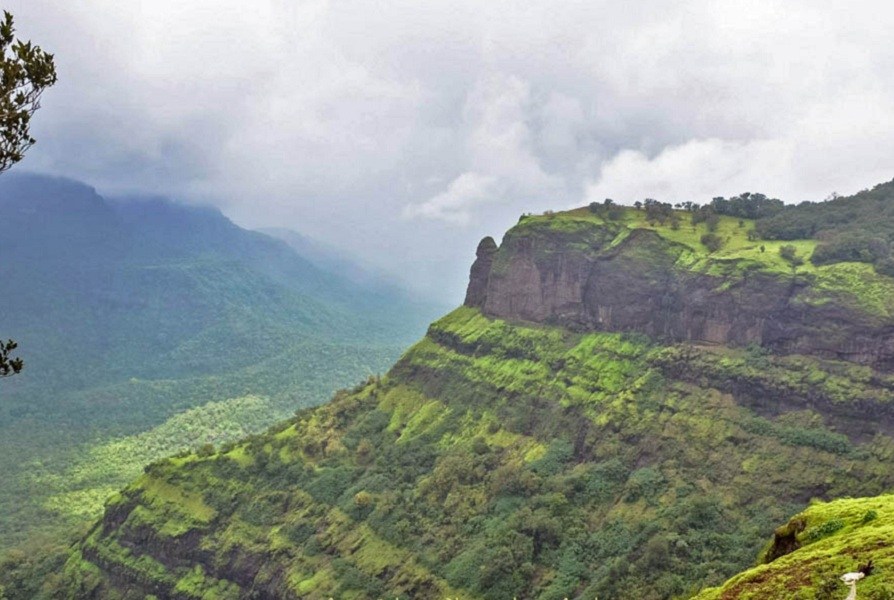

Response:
(465, 221), (894, 370)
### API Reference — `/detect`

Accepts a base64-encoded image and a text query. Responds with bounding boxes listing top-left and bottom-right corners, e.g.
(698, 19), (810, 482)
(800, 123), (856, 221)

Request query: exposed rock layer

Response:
(466, 223), (894, 369)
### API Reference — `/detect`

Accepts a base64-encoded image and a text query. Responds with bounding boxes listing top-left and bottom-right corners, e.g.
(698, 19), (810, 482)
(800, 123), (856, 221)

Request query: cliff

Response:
(466, 209), (894, 369)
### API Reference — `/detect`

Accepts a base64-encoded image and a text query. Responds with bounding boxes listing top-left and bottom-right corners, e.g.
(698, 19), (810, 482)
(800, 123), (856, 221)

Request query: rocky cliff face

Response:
(466, 216), (894, 370)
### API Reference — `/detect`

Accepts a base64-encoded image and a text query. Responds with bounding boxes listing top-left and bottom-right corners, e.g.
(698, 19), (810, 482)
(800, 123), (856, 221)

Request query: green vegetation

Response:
(0, 339), (22, 377)
(584, 182), (894, 278)
(0, 340), (408, 551)
(27, 307), (894, 600)
(779, 244), (804, 267)
(614, 183), (894, 279)
(0, 174), (438, 557)
(0, 9), (57, 174)
(695, 495), (894, 599)
(9, 181), (894, 599)
(753, 181), (894, 274)
(701, 232), (724, 252)
(510, 200), (894, 322)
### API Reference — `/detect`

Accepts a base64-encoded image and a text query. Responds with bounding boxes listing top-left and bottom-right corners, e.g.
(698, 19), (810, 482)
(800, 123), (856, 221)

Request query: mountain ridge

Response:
(22, 181), (894, 599)
(0, 172), (440, 554)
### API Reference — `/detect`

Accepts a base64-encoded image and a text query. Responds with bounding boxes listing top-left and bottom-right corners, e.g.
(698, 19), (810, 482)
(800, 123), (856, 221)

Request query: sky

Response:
(9, 0), (894, 301)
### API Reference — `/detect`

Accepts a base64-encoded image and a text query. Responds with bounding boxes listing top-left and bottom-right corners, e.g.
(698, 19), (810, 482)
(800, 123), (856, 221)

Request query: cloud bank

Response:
(10, 0), (894, 299)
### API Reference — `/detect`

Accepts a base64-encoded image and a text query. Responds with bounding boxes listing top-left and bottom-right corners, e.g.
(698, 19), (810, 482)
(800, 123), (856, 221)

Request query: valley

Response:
(0, 173), (442, 554)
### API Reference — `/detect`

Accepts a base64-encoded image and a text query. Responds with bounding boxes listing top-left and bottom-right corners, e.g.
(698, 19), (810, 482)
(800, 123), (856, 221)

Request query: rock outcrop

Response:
(463, 236), (497, 308)
(466, 218), (894, 370)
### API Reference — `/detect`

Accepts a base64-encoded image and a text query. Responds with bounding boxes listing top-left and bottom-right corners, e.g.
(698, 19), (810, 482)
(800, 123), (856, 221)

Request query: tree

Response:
(700, 233), (723, 252)
(643, 198), (674, 224)
(0, 340), (23, 377)
(0, 11), (56, 174)
(0, 11), (57, 377)
(589, 198), (622, 221)
(779, 244), (803, 267)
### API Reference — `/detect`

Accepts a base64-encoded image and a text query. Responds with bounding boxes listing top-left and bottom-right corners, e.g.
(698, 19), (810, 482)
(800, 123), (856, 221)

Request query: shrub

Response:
(700, 233), (724, 252)
(589, 199), (623, 220)
(197, 443), (215, 458)
(779, 245), (804, 266)
(804, 518), (844, 542)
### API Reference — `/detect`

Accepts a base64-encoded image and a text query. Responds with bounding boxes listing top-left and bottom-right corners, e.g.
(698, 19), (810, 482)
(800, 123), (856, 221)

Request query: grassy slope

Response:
(695, 495), (894, 600)
(50, 306), (894, 600)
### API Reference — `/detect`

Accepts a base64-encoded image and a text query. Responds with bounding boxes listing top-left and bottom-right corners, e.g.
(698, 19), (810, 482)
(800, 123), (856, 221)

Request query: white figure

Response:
(840, 570), (864, 600)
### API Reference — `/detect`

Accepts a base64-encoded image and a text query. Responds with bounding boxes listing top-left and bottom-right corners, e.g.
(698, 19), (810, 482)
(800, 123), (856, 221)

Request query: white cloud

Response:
(585, 138), (792, 206)
(403, 172), (497, 225)
(404, 73), (566, 224)
(9, 0), (894, 299)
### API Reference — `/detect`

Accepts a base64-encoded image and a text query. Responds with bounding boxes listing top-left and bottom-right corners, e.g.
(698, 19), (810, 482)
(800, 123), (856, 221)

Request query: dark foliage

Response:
(588, 198), (623, 221)
(0, 11), (56, 174)
(708, 192), (785, 220)
(779, 245), (804, 267)
(643, 198), (675, 224)
(700, 233), (724, 252)
(0, 339), (23, 377)
(753, 180), (894, 272)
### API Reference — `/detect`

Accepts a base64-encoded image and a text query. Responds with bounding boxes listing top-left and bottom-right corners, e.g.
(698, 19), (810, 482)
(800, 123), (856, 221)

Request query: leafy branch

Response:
(0, 10), (57, 174)
(0, 339), (23, 377)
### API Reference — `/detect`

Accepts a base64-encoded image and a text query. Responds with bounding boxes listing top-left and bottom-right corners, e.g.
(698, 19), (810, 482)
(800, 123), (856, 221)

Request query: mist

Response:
(11, 0), (894, 300)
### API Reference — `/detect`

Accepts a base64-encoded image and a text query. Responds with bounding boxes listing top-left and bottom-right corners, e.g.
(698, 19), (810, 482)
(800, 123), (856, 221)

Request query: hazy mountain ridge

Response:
(0, 173), (440, 553)
(25, 182), (894, 599)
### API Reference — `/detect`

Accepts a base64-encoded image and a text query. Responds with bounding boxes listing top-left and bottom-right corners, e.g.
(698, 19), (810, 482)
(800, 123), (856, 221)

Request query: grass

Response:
(695, 495), (894, 599)
(810, 262), (894, 318)
(527, 206), (821, 274)
(139, 477), (216, 524)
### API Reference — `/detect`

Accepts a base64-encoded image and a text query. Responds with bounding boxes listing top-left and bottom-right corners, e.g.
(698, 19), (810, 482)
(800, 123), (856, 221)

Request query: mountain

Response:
(9, 181), (894, 599)
(0, 173), (441, 552)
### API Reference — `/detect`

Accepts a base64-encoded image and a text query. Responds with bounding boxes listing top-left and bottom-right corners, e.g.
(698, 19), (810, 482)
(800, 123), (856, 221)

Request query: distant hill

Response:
(40, 185), (894, 600)
(0, 173), (441, 550)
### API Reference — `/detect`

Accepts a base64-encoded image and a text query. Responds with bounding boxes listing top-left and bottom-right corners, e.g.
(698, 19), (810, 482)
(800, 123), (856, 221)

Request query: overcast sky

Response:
(9, 0), (894, 301)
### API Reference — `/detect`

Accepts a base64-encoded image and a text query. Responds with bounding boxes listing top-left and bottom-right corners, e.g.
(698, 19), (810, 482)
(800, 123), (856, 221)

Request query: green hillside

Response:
(43, 299), (894, 599)
(695, 495), (894, 599)
(0, 174), (440, 554)
(8, 181), (894, 599)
